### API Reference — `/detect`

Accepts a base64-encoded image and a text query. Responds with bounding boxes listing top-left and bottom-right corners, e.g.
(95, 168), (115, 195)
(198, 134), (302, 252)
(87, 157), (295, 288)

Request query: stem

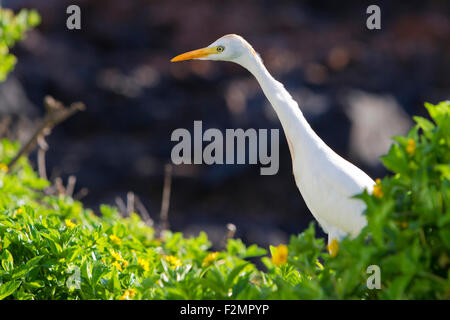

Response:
(159, 164), (173, 232)
(7, 96), (85, 170)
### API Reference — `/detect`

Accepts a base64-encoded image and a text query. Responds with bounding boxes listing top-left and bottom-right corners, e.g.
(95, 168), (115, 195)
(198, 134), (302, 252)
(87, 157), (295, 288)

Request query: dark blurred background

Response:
(1, 0), (449, 248)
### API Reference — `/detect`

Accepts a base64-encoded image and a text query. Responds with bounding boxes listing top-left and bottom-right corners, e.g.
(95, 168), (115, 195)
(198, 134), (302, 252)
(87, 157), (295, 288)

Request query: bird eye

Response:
(217, 46), (225, 53)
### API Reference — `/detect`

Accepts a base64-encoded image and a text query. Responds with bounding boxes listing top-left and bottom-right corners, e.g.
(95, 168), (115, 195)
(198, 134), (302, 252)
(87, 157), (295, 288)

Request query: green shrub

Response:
(285, 101), (450, 299)
(0, 7), (40, 81)
(0, 101), (448, 300)
(328, 101), (450, 299)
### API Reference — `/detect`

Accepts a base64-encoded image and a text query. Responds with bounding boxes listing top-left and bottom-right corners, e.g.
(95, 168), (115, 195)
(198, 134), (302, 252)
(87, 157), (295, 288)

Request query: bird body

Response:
(171, 34), (375, 248)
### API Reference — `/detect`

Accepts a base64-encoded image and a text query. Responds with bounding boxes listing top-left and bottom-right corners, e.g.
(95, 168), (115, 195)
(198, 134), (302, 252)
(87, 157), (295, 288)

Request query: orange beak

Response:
(171, 47), (218, 62)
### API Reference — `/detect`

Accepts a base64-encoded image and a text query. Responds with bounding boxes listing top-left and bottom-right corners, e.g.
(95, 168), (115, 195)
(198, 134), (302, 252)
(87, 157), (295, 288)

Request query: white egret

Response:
(171, 34), (375, 255)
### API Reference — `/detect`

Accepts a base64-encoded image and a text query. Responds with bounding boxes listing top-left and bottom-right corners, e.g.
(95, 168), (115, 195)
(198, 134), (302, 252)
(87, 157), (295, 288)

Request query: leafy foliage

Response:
(0, 102), (448, 300)
(0, 7), (40, 81)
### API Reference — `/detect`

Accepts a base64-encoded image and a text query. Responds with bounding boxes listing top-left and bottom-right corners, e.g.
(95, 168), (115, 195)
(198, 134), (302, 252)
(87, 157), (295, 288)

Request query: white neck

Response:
(237, 54), (326, 167)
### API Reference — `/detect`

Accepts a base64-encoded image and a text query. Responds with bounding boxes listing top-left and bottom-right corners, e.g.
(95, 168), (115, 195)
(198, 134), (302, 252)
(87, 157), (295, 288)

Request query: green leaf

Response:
(225, 263), (249, 288)
(425, 101), (449, 127)
(435, 164), (450, 180)
(0, 281), (21, 300)
(439, 229), (450, 249)
(0, 8), (41, 82)
(40, 232), (63, 253)
(381, 143), (409, 175)
(27, 10), (41, 27)
(11, 265), (28, 280)
(91, 261), (107, 286)
(1, 249), (14, 272)
(25, 255), (44, 267)
(247, 245), (267, 257)
(108, 270), (121, 293)
(413, 116), (435, 139)
(23, 281), (44, 290)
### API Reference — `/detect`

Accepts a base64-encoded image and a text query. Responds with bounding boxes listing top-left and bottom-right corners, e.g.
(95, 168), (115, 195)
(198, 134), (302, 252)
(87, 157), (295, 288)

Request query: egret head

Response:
(171, 34), (258, 64)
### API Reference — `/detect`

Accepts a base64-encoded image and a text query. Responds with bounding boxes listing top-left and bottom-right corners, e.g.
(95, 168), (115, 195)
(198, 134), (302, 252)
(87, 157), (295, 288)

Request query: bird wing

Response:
(294, 144), (375, 237)
(317, 151), (375, 236)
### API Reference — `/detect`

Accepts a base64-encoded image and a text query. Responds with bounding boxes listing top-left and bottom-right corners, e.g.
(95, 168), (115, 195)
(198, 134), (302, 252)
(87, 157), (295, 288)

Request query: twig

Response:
(42, 185), (56, 196)
(159, 164), (173, 232)
(49, 166), (62, 184)
(7, 96), (85, 170)
(134, 195), (153, 226)
(221, 223), (237, 249)
(73, 187), (88, 201)
(0, 115), (11, 138)
(66, 175), (77, 197)
(54, 177), (66, 196)
(115, 196), (127, 217)
(37, 134), (49, 180)
(126, 191), (135, 217)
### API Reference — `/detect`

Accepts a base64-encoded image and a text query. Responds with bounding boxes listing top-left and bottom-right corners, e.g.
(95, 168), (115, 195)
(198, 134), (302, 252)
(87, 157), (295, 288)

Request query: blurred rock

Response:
(0, 77), (38, 117)
(344, 90), (412, 167)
